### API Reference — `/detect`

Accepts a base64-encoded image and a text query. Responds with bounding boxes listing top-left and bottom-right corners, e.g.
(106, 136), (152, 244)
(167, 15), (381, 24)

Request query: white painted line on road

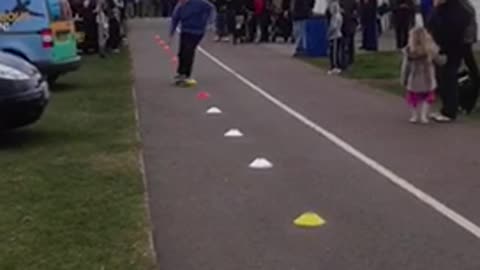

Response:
(249, 158), (273, 169)
(224, 128), (244, 138)
(197, 46), (480, 239)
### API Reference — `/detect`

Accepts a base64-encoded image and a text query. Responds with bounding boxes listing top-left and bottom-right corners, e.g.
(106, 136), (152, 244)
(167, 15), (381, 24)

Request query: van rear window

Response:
(0, 0), (49, 32)
(48, 0), (73, 22)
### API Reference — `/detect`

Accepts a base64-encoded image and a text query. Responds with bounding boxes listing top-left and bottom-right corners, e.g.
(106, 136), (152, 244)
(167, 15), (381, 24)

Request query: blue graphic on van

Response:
(0, 0), (45, 31)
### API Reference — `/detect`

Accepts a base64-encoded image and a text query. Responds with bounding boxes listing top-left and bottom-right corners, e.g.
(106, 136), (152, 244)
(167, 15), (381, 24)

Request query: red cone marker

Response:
(196, 91), (210, 100)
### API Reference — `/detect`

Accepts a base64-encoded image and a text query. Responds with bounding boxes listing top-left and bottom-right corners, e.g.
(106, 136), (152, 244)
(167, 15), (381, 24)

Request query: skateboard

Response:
(174, 78), (197, 88)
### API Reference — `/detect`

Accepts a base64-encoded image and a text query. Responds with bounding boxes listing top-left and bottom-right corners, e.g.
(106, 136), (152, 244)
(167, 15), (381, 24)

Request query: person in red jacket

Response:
(248, 0), (271, 42)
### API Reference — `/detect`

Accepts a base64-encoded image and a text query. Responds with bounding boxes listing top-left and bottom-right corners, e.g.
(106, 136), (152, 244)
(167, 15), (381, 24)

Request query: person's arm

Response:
(169, 3), (182, 38)
(400, 51), (411, 87)
(328, 15), (340, 37)
(426, 10), (443, 51)
(207, 1), (217, 27)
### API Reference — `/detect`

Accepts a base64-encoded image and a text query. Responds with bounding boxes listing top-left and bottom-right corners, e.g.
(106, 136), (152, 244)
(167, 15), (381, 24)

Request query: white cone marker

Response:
(206, 107), (222, 114)
(224, 129), (244, 138)
(249, 158), (273, 169)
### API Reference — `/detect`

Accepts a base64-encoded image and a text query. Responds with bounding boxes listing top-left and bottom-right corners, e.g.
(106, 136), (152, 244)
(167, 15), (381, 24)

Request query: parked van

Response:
(0, 0), (81, 83)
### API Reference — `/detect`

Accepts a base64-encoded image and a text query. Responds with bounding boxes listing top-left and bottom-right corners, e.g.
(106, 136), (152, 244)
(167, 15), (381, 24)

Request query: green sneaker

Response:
(184, 78), (197, 86)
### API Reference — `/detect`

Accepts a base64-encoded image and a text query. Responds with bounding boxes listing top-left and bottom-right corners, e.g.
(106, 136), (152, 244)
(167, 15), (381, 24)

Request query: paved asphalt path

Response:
(129, 19), (480, 270)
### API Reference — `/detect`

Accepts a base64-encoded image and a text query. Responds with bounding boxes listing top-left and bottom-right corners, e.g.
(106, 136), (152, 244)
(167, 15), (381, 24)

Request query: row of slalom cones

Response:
(155, 35), (177, 66)
(155, 34), (326, 229)
(204, 108), (325, 227)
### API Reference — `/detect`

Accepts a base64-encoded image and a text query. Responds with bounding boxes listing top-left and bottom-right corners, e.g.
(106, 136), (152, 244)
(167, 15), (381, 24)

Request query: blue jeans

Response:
(293, 20), (307, 54)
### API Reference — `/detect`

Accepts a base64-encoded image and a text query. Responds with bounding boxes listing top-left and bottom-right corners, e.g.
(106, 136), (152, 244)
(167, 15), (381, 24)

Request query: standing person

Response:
(392, 0), (415, 49)
(253, 0), (271, 43)
(458, 0), (479, 114)
(213, 0), (230, 41)
(291, 0), (315, 56)
(168, 0), (215, 86)
(340, 0), (359, 67)
(153, 0), (162, 16)
(230, 0), (248, 44)
(82, 0), (99, 53)
(96, 0), (110, 57)
(427, 0), (472, 122)
(136, 0), (143, 17)
(119, 0), (127, 36)
(161, 0), (174, 17)
(360, 0), (378, 51)
(327, 0), (343, 74)
(401, 27), (442, 123)
(125, 0), (135, 17)
(245, 0), (256, 42)
(107, 0), (123, 53)
(421, 0), (434, 22)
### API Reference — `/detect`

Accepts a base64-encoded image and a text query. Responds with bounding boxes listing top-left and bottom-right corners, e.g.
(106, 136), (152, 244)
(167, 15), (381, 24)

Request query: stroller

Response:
(270, 10), (293, 43)
(232, 12), (248, 44)
(458, 69), (480, 114)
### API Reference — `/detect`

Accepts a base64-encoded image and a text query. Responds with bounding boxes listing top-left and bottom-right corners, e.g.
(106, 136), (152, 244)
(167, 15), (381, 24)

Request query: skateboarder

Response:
(168, 0), (215, 86)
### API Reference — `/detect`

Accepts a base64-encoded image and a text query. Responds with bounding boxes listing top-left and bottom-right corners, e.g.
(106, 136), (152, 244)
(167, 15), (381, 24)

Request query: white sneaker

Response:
(429, 112), (441, 119)
(327, 69), (335, 75)
(409, 115), (418, 123)
(432, 114), (453, 123)
(420, 103), (430, 124)
(410, 109), (419, 123)
(333, 68), (342, 74)
(420, 117), (429, 124)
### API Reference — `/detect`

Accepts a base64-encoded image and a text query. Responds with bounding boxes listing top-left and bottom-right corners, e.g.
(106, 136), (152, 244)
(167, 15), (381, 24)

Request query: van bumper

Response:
(36, 56), (81, 76)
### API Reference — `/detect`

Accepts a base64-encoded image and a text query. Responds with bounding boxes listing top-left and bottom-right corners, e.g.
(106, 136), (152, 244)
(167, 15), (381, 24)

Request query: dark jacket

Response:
(340, 0), (359, 35)
(212, 0), (228, 11)
(360, 0), (377, 23)
(229, 0), (246, 13)
(391, 0), (415, 26)
(291, 0), (315, 21)
(459, 0), (477, 44)
(427, 0), (472, 53)
(282, 0), (291, 11)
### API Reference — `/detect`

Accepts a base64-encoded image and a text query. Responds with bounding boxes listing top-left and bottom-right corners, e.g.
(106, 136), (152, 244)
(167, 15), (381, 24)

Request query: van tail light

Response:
(40, 29), (54, 48)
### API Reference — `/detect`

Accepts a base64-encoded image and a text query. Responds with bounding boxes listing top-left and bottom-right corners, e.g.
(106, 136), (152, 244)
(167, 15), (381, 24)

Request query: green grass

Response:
(309, 51), (404, 96)
(0, 52), (155, 270)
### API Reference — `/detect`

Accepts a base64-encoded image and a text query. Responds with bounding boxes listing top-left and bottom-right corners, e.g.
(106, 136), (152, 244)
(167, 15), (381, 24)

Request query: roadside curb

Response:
(129, 39), (158, 268)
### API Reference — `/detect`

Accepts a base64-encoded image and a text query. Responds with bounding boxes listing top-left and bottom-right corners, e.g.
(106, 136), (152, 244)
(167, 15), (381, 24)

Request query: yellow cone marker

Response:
(294, 212), (326, 228)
